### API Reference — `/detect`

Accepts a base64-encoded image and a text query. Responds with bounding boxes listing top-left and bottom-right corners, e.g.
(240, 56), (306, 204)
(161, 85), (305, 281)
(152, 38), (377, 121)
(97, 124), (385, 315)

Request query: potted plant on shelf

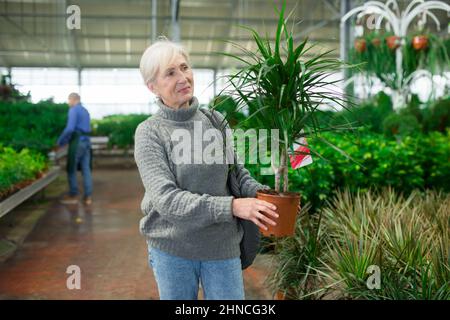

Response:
(215, 1), (356, 238)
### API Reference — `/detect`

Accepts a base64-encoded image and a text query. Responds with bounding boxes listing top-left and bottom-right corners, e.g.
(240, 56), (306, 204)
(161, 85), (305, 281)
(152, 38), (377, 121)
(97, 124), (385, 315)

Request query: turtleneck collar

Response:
(155, 96), (199, 121)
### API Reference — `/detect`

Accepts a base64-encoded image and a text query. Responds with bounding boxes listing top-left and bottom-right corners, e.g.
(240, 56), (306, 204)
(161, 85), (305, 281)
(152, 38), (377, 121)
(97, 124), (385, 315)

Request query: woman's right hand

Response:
(232, 198), (279, 231)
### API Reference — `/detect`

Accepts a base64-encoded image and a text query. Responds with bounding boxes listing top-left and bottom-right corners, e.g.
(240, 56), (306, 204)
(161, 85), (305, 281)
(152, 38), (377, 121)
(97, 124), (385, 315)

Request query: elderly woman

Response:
(134, 38), (278, 300)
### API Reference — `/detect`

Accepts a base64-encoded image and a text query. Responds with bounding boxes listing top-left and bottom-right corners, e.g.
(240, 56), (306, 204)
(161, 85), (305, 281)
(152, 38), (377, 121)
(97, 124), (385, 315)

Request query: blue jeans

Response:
(68, 139), (92, 197)
(148, 246), (245, 300)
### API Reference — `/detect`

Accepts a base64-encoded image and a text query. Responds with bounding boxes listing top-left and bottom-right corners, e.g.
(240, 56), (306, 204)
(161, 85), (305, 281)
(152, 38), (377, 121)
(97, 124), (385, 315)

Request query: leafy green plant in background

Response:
(0, 144), (48, 199)
(382, 113), (421, 138)
(420, 130), (450, 191)
(0, 100), (67, 154)
(92, 114), (149, 149)
(318, 92), (449, 137)
(422, 96), (450, 133)
(246, 128), (450, 213)
(331, 91), (394, 134)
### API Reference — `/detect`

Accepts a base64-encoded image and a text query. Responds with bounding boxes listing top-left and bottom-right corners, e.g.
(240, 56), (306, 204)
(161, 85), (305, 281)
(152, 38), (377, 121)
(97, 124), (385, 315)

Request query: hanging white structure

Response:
(340, 0), (450, 109)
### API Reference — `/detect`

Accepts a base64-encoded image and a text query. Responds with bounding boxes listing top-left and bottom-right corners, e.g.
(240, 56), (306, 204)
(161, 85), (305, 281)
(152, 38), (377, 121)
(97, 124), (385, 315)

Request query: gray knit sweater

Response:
(134, 96), (269, 260)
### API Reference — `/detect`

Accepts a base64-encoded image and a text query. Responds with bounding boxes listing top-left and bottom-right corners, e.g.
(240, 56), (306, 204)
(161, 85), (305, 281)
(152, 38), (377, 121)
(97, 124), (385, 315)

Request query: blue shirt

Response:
(57, 103), (91, 147)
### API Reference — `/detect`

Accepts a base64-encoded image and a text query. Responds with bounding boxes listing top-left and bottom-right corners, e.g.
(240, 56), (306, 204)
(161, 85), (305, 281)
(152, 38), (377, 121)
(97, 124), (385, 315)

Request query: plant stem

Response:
(279, 148), (289, 193)
(272, 150), (281, 193)
(275, 166), (282, 193)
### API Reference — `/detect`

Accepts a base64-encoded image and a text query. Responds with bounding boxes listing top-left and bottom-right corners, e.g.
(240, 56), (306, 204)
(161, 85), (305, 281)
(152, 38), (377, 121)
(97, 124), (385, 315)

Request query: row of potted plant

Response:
(267, 187), (449, 300)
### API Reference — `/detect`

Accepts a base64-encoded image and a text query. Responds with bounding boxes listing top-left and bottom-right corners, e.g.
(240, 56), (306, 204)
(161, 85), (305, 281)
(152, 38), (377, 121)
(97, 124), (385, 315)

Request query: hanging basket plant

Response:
(354, 38), (367, 53)
(403, 33), (450, 77)
(412, 34), (429, 51)
(386, 35), (401, 50)
(348, 30), (449, 97)
(371, 37), (381, 48)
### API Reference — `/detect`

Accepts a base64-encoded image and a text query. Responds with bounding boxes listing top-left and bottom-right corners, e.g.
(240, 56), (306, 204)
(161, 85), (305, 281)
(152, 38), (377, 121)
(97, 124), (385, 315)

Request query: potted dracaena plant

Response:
(213, 1), (357, 238)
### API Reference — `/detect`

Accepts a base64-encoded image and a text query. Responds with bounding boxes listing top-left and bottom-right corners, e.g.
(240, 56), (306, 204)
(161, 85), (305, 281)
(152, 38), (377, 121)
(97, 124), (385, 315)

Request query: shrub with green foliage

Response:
(212, 92), (449, 139)
(332, 91), (394, 134)
(0, 100), (67, 154)
(92, 114), (149, 149)
(0, 144), (48, 199)
(422, 97), (450, 133)
(382, 113), (421, 138)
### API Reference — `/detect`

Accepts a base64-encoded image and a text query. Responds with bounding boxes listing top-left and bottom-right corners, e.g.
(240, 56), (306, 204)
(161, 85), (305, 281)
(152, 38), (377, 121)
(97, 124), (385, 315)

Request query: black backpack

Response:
(199, 107), (261, 270)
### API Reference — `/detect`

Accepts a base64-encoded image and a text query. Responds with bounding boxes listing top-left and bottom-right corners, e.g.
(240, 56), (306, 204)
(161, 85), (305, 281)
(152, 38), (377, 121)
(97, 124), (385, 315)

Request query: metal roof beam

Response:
(0, 32), (339, 43)
(0, 33), (339, 43)
(1, 12), (340, 25)
(0, 49), (339, 58)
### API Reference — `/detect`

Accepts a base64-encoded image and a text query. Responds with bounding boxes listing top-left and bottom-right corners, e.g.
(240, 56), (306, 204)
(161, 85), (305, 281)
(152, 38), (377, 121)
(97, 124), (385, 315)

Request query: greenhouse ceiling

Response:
(0, 0), (448, 69)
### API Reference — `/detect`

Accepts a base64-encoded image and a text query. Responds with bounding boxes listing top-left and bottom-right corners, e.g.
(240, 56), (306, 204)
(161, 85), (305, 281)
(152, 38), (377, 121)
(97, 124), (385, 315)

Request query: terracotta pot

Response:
(371, 37), (381, 47)
(354, 38), (366, 53)
(386, 36), (401, 50)
(256, 189), (300, 237)
(412, 35), (428, 50)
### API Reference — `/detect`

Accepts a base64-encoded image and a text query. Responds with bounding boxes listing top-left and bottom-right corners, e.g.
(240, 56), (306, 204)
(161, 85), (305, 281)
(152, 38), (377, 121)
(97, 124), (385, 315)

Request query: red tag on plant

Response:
(289, 137), (313, 169)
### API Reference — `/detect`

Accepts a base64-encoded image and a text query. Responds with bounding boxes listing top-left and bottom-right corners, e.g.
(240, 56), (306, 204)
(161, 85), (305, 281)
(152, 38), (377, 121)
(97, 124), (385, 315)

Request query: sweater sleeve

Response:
(233, 162), (271, 198)
(213, 111), (271, 198)
(134, 121), (235, 228)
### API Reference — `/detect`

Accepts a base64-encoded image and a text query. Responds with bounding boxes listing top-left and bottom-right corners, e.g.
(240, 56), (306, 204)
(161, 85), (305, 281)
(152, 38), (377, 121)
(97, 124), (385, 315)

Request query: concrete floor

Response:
(0, 168), (274, 300)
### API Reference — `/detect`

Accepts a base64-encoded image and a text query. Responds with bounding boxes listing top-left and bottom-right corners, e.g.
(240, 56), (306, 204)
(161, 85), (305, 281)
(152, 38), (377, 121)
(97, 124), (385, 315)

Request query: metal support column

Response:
(213, 68), (217, 98)
(171, 0), (180, 43)
(77, 68), (82, 95)
(151, 0), (157, 42)
(340, 0), (352, 65)
(340, 0), (354, 102)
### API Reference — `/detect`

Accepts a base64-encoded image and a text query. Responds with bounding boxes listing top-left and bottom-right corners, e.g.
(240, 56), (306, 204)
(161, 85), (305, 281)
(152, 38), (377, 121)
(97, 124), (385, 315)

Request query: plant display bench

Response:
(0, 166), (60, 219)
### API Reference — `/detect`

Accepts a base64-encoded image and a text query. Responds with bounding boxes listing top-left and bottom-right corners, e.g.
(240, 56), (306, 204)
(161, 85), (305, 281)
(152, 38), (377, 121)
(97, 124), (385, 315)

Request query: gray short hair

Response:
(68, 92), (80, 101)
(139, 36), (190, 85)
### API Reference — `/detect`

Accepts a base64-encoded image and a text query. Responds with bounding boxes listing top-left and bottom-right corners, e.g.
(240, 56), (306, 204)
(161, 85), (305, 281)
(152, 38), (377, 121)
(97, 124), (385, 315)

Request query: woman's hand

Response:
(232, 198), (279, 231)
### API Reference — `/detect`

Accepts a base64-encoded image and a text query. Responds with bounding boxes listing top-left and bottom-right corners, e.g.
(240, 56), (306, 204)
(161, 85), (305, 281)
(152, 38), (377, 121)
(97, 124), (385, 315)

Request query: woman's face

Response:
(148, 53), (194, 109)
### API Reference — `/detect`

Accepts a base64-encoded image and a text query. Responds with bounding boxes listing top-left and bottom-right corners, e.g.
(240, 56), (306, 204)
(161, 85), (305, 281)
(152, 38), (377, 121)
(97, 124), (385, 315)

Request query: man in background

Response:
(56, 92), (93, 205)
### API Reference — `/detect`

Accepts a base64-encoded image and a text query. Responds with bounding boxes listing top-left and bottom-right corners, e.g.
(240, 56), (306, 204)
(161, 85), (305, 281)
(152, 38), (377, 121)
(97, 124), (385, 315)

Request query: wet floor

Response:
(0, 169), (273, 300)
